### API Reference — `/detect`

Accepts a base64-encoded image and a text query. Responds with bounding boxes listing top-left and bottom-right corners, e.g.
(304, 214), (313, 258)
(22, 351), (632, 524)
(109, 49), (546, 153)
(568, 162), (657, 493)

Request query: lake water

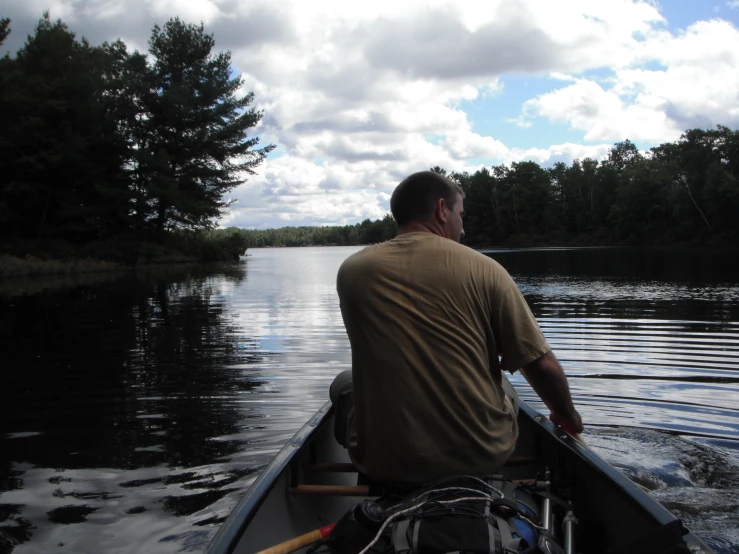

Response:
(1, 246), (738, 554)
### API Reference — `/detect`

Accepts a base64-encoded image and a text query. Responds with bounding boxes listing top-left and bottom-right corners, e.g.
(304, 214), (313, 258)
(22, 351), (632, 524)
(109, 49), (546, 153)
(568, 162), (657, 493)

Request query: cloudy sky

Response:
(2, 0), (739, 229)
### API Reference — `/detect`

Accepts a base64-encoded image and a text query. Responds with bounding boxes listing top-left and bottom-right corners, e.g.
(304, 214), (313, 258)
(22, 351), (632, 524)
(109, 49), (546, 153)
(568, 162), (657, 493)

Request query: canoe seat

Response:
(305, 456), (539, 475)
(288, 484), (372, 496)
(306, 462), (357, 473)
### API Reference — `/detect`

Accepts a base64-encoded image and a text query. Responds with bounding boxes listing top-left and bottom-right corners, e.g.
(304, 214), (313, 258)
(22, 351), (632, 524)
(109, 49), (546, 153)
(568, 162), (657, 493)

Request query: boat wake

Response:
(586, 427), (739, 554)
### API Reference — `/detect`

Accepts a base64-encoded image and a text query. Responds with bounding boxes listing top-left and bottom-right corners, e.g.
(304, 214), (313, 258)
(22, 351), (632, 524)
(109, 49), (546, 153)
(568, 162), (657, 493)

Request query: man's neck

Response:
(397, 221), (446, 238)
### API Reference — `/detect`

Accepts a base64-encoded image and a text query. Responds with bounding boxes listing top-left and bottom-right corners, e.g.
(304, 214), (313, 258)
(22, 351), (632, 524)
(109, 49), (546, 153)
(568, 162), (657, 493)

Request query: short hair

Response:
(390, 171), (464, 226)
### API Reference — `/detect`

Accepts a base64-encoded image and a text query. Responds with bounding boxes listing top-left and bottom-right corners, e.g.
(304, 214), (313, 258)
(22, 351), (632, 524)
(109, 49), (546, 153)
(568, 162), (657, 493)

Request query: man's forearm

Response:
(520, 350), (583, 433)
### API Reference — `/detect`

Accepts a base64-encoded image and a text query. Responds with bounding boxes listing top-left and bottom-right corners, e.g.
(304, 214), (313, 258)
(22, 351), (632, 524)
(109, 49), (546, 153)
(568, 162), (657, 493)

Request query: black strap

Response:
(487, 520), (498, 554)
(412, 518), (421, 554)
(393, 518), (412, 553)
(495, 515), (515, 552)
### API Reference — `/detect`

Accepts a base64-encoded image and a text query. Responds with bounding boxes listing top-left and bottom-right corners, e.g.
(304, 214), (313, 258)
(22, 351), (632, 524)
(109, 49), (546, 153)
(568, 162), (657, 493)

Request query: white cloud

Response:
(518, 79), (680, 142)
(2, 1), (737, 227)
(512, 143), (613, 166)
(442, 133), (510, 160)
(516, 19), (739, 143)
(150, 0), (221, 25)
(21, 0), (77, 22)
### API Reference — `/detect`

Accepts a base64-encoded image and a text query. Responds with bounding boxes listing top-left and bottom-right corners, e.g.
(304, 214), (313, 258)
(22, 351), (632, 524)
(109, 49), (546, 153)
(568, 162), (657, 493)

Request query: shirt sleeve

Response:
(491, 281), (550, 372)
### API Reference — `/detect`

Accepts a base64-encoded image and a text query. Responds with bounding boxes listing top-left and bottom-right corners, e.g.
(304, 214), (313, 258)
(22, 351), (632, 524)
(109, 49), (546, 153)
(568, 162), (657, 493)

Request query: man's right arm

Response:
(520, 350), (584, 437)
(486, 267), (584, 437)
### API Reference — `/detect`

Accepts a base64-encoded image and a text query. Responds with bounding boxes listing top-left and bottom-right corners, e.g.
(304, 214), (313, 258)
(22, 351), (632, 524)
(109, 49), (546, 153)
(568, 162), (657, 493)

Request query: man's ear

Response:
(435, 198), (447, 223)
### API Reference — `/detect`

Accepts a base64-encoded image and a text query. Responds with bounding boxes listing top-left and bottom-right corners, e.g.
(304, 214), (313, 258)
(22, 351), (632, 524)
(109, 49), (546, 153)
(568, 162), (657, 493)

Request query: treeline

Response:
(234, 215), (398, 247)
(451, 129), (739, 247)
(0, 14), (272, 264)
(239, 127), (739, 249)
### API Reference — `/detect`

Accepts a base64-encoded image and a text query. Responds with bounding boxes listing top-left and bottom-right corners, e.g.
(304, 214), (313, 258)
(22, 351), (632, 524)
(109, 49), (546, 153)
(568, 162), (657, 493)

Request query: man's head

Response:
(390, 171), (465, 242)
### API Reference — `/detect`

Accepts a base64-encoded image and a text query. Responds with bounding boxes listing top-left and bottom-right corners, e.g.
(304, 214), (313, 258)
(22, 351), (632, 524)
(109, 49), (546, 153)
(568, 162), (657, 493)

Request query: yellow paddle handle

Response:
(254, 524), (335, 554)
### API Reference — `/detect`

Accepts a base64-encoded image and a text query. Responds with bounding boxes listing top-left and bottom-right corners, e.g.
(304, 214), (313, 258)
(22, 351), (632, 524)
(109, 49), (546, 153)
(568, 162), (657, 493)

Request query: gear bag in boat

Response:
(319, 476), (568, 554)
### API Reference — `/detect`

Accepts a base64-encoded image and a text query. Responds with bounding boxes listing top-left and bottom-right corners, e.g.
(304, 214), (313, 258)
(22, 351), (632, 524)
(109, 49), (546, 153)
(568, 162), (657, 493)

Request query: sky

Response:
(2, 0), (739, 229)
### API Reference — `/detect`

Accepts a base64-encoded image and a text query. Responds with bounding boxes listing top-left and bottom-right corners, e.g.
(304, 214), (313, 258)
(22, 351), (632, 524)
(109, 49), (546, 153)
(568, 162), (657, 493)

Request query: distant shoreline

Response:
(246, 240), (739, 254)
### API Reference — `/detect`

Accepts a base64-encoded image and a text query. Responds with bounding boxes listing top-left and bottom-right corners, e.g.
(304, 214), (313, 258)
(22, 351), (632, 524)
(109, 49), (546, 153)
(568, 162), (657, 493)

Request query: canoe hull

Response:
(206, 400), (713, 554)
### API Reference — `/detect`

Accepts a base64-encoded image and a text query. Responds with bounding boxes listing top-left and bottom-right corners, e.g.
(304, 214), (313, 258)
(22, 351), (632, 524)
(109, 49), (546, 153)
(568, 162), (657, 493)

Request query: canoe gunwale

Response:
(517, 401), (679, 526)
(519, 402), (712, 552)
(204, 401), (334, 554)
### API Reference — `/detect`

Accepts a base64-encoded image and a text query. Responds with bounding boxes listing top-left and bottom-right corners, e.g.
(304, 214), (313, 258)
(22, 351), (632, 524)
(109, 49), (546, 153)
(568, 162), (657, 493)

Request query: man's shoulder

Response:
(337, 242), (391, 279)
(438, 239), (506, 270)
(340, 242), (389, 265)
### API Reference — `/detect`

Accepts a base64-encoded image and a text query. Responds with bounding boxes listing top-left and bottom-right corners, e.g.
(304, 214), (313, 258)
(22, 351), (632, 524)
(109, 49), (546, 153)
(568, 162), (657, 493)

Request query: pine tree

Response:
(0, 14), (130, 242)
(0, 18), (10, 46)
(139, 18), (274, 238)
(0, 18), (13, 233)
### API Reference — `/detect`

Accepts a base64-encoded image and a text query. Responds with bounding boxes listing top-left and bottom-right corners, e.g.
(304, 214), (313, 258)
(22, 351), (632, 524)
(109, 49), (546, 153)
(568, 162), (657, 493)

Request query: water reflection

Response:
(0, 263), (268, 553)
(481, 246), (739, 283)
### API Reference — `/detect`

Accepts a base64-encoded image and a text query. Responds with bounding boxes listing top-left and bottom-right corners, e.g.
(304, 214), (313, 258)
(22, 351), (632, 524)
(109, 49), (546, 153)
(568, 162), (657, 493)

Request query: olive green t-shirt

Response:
(336, 233), (550, 484)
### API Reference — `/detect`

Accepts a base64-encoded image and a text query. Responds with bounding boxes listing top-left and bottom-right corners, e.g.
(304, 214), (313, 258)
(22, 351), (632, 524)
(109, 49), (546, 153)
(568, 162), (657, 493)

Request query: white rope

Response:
(466, 476), (507, 497)
(355, 481), (554, 554)
(356, 489), (504, 554)
(466, 476), (548, 531)
(356, 499), (428, 554)
(384, 484), (505, 512)
(516, 513), (548, 531)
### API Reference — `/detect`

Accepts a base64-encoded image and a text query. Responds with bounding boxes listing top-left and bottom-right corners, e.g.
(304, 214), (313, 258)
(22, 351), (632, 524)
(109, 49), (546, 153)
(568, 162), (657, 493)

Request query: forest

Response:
(236, 129), (739, 249)
(0, 14), (273, 266)
(451, 130), (739, 248)
(234, 215), (398, 247)
(1, 14), (737, 273)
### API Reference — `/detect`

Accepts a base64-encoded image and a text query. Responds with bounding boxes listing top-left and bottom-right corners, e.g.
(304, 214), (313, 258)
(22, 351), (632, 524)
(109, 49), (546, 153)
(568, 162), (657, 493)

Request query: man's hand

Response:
(550, 410), (584, 439)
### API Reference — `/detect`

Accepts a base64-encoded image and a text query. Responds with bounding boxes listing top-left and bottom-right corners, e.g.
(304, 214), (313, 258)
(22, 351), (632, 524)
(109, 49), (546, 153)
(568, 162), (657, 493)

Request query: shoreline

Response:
(0, 254), (244, 280)
(0, 255), (128, 279)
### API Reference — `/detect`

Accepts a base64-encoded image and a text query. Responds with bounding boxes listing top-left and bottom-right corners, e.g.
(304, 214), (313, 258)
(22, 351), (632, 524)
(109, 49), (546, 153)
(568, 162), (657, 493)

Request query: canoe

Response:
(204, 400), (715, 554)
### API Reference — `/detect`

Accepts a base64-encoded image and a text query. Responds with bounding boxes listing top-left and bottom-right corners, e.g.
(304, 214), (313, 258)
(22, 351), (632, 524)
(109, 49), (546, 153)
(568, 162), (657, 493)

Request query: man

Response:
(335, 170), (583, 485)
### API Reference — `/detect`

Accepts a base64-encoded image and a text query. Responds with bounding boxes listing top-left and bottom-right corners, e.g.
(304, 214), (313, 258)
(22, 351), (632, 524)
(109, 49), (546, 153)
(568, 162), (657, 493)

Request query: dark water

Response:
(1, 247), (738, 554)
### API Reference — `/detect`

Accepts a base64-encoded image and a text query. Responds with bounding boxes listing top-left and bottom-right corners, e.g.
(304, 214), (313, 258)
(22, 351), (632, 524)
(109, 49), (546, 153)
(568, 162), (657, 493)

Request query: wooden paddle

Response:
(254, 523), (336, 554)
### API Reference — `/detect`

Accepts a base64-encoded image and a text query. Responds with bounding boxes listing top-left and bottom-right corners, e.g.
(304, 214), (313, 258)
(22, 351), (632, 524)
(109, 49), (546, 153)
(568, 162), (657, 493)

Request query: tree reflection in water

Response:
(0, 263), (261, 550)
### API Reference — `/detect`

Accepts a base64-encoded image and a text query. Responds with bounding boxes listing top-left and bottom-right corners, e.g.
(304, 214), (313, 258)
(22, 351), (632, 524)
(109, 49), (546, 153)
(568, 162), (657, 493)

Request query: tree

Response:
(139, 18), (274, 239)
(603, 140), (641, 172)
(506, 161), (553, 236)
(457, 168), (495, 245)
(0, 18), (9, 47)
(97, 39), (152, 237)
(651, 129), (722, 238)
(0, 18), (13, 232)
(549, 161), (590, 235)
(0, 14), (129, 242)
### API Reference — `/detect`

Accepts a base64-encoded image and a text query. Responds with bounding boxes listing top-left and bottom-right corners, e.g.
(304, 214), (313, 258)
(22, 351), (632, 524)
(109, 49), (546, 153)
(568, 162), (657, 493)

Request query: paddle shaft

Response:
(254, 524), (335, 554)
